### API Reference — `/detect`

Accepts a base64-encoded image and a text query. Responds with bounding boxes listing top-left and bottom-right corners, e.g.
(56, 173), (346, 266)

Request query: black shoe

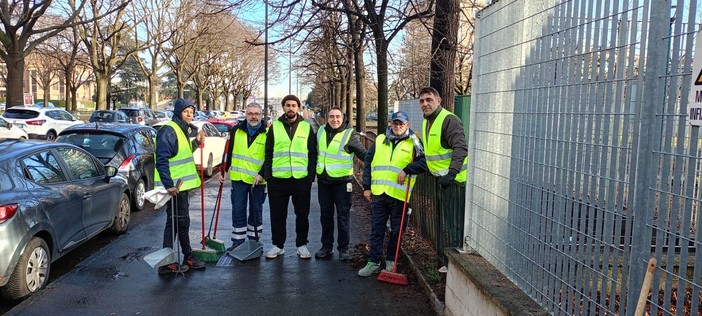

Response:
(315, 248), (333, 258)
(338, 249), (351, 261)
(184, 256), (206, 270)
(158, 263), (189, 275)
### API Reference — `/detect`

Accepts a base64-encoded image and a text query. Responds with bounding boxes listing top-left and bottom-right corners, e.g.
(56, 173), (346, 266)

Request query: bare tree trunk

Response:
(5, 52), (25, 106)
(345, 63), (352, 123)
(42, 75), (51, 106)
(375, 38), (389, 133)
(94, 73), (109, 110)
(148, 74), (158, 109)
(354, 40), (366, 133)
(430, 0), (459, 112)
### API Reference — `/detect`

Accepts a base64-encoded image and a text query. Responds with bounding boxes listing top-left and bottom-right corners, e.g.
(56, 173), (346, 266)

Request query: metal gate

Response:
(467, 0), (701, 314)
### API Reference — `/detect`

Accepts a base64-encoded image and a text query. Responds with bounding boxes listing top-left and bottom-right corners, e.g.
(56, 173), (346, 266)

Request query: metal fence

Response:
(468, 0), (701, 314)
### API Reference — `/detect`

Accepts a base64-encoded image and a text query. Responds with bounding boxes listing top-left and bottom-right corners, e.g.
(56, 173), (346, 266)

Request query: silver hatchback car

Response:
(0, 140), (131, 301)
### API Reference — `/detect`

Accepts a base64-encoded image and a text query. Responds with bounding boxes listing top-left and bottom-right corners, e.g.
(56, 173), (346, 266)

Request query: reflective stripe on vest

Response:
(154, 121), (201, 191)
(316, 126), (353, 177)
(370, 134), (416, 201)
(422, 108), (468, 182)
(229, 129), (267, 185)
(271, 120), (311, 179)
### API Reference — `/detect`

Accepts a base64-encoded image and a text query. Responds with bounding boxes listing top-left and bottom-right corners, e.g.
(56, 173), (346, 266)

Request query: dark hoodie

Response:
(155, 99), (201, 190)
(221, 119), (268, 177)
(263, 114), (318, 181)
(424, 107), (468, 177)
(317, 119), (367, 184)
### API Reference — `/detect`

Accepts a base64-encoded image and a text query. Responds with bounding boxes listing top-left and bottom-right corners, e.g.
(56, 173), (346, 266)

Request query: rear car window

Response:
(57, 132), (124, 160)
(3, 109), (40, 119)
(120, 109), (141, 117)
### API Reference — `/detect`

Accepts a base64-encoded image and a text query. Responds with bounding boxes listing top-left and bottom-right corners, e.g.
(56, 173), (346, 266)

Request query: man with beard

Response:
(154, 98), (207, 274)
(219, 103), (267, 250)
(263, 95), (318, 259)
(314, 107), (367, 260)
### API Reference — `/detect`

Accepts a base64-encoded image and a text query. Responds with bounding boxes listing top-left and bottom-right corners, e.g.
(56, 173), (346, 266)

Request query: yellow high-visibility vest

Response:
(422, 108), (467, 183)
(271, 120), (311, 179)
(229, 128), (267, 185)
(370, 134), (416, 201)
(316, 126), (353, 178)
(154, 120), (201, 191)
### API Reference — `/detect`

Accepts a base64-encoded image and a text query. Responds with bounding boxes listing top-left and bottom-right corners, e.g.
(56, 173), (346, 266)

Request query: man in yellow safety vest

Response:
(358, 111), (426, 277)
(220, 103), (267, 250)
(262, 95), (318, 259)
(314, 107), (367, 260)
(154, 98), (206, 275)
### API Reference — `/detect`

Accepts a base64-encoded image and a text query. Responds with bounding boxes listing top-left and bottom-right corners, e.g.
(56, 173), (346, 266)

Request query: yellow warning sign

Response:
(696, 68), (702, 85)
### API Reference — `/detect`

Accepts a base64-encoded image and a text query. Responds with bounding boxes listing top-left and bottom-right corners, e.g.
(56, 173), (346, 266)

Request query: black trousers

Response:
(162, 190), (192, 256)
(267, 178), (312, 248)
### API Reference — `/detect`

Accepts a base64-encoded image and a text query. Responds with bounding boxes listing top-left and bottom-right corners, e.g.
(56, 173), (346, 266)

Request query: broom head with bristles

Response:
(191, 247), (220, 263)
(377, 270), (408, 285)
(206, 237), (226, 252)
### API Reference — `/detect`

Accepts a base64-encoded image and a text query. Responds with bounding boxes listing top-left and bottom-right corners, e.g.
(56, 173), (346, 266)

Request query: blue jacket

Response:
(155, 99), (201, 189)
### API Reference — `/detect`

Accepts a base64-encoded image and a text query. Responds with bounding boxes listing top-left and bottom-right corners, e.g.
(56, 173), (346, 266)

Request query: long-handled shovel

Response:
(228, 185), (264, 261)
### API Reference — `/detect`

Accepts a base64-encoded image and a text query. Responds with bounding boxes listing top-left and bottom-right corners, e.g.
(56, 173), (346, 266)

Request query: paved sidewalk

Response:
(7, 178), (435, 315)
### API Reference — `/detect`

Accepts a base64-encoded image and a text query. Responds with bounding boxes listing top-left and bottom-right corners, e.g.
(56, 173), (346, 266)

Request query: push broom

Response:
(377, 177), (412, 286)
(192, 140), (219, 262)
(205, 136), (231, 252)
(204, 169), (226, 252)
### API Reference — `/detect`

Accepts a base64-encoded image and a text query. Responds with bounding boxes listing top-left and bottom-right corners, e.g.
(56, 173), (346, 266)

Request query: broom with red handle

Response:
(377, 178), (411, 286)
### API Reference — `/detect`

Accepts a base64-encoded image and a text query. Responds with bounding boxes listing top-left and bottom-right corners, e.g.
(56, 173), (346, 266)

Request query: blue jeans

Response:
(318, 182), (351, 251)
(369, 194), (407, 263)
(230, 180), (266, 243)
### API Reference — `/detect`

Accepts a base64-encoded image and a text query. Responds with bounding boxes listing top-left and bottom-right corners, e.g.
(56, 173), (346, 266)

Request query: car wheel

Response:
(204, 153), (214, 177)
(132, 178), (146, 211)
(45, 131), (57, 141)
(0, 237), (51, 301)
(109, 193), (131, 234)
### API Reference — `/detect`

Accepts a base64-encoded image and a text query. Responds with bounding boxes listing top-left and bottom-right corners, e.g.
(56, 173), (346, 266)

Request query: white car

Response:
(191, 121), (227, 177)
(0, 116), (28, 139)
(2, 106), (84, 141)
(151, 121), (227, 177)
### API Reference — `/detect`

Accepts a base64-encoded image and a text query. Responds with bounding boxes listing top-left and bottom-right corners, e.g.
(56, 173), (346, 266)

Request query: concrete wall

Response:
(444, 250), (548, 316)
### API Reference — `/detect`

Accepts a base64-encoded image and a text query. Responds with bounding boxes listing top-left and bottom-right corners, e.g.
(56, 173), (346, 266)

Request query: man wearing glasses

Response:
(359, 111), (426, 277)
(220, 103), (268, 250)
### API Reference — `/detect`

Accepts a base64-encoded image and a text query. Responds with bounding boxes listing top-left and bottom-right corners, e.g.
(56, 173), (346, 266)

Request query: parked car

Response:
(34, 101), (55, 108)
(207, 118), (237, 134)
(192, 121), (227, 177)
(0, 140), (130, 301)
(154, 110), (173, 122)
(118, 107), (159, 126)
(88, 110), (130, 124)
(57, 124), (156, 211)
(1, 106), (84, 141)
(194, 110), (209, 121)
(0, 116), (28, 139)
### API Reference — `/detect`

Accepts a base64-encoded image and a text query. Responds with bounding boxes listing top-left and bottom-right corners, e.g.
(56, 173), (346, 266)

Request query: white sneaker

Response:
(266, 246), (285, 259)
(297, 245), (311, 259)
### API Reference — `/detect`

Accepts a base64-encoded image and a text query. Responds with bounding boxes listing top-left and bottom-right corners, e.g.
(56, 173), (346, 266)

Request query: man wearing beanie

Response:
(263, 94), (318, 259)
(154, 98), (207, 274)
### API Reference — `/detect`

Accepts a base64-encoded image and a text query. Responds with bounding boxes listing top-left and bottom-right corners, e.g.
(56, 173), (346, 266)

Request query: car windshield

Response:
(56, 132), (125, 160)
(212, 123), (232, 133)
(3, 109), (39, 119)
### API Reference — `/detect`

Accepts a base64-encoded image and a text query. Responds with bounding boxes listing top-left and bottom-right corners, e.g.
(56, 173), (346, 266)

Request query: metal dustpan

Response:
(228, 240), (262, 261)
(144, 247), (177, 268)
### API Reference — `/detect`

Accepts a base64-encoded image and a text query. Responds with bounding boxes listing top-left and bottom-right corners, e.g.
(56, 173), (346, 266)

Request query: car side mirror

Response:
(105, 166), (118, 177)
(221, 132), (228, 137)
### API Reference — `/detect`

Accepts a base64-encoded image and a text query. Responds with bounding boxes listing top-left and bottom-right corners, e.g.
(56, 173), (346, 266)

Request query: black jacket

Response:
(317, 120), (367, 184)
(221, 120), (268, 177)
(423, 107), (468, 176)
(263, 114), (318, 181)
